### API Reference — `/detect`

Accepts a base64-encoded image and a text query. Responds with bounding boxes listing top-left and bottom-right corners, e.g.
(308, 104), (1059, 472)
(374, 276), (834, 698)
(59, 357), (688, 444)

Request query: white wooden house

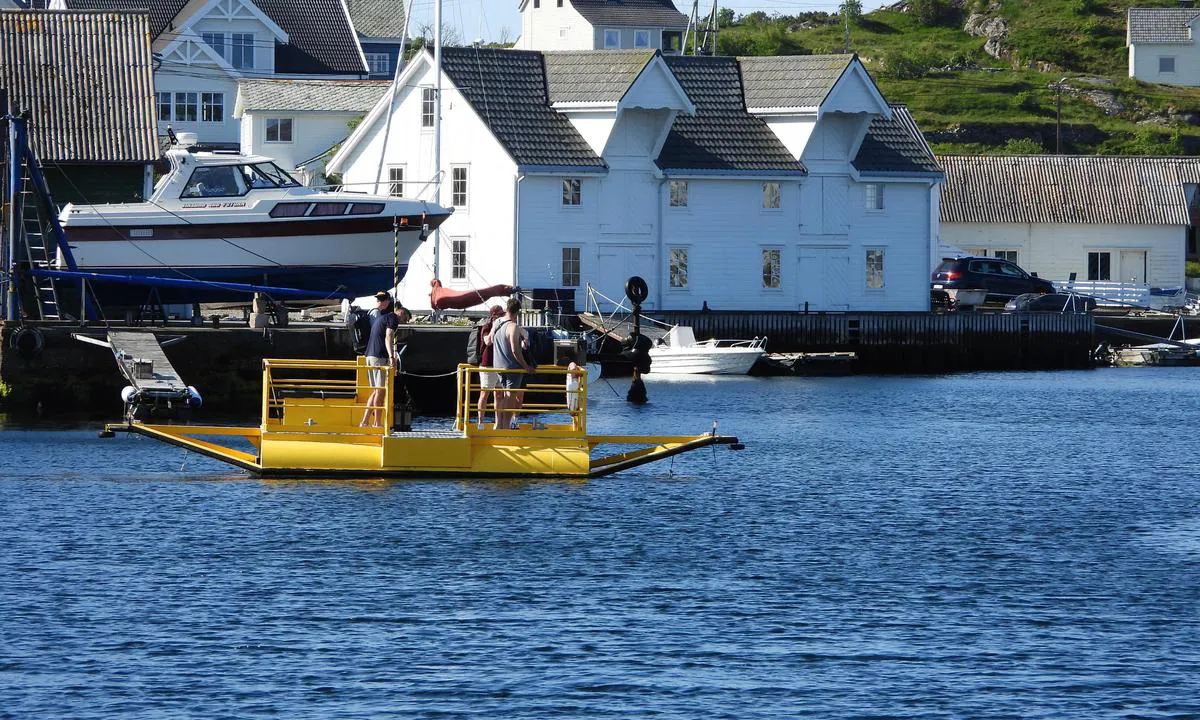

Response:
(939, 155), (1200, 286)
(327, 48), (943, 312)
(515, 0), (688, 54)
(1128, 7), (1200, 86)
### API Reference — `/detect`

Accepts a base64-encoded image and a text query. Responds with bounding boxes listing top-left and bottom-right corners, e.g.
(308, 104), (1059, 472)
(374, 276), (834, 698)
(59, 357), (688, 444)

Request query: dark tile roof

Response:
(739, 54), (853, 109)
(568, 0), (687, 28)
(345, 0), (405, 39)
(544, 50), (655, 104)
(0, 10), (158, 162)
(657, 55), (805, 175)
(437, 46), (606, 171)
(254, 0), (366, 74)
(1128, 7), (1200, 44)
(854, 105), (942, 177)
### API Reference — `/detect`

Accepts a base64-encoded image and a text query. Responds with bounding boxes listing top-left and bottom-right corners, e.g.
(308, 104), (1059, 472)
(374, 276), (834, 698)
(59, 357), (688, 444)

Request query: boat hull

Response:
(648, 348), (765, 375)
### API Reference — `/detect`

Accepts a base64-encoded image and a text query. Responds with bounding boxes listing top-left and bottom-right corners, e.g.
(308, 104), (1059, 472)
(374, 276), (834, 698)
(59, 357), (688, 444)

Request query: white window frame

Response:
(202, 31), (225, 60)
(669, 180), (688, 208)
(387, 165), (405, 197)
(230, 32), (254, 69)
(451, 165), (469, 208)
(201, 92), (224, 123)
(562, 178), (581, 206)
(421, 88), (435, 129)
(365, 52), (390, 75)
(156, 91), (172, 121)
(668, 247), (689, 289)
(865, 183), (884, 211)
(634, 29), (651, 48)
(603, 29), (620, 48)
(451, 237), (468, 281)
(762, 247), (782, 290)
(866, 248), (885, 290)
(1159, 56), (1176, 74)
(265, 117), (293, 143)
(762, 182), (781, 210)
(561, 246), (581, 287)
(1087, 250), (1112, 281)
(174, 92), (197, 122)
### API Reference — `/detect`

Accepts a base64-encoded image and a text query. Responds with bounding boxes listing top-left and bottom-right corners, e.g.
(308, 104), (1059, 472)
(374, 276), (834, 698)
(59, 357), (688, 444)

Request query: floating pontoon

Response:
(104, 359), (740, 479)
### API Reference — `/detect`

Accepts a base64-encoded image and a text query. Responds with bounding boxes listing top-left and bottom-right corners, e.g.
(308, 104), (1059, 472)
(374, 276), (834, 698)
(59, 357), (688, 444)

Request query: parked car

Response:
(1004, 293), (1097, 313)
(931, 257), (1055, 301)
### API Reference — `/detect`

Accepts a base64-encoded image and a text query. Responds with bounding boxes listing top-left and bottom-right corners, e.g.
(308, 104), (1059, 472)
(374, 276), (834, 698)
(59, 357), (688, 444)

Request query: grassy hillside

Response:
(717, 0), (1200, 155)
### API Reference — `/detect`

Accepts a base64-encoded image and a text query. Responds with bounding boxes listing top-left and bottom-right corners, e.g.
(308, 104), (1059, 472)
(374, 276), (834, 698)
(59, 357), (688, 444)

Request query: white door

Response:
(798, 248), (851, 310)
(596, 245), (656, 309)
(1120, 250), (1146, 284)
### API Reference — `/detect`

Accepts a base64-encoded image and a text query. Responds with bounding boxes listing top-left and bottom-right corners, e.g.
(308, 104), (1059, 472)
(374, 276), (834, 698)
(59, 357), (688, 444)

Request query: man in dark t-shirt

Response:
(360, 291), (401, 428)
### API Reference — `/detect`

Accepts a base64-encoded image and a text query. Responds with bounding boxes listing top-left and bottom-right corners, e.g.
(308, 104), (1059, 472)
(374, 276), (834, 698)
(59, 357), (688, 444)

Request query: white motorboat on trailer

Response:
(56, 134), (451, 303)
(648, 326), (766, 375)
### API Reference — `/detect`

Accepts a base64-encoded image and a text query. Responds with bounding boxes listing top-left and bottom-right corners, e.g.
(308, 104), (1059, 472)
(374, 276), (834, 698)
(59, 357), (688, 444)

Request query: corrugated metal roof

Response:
(544, 50), (655, 104)
(1128, 7), (1199, 44)
(0, 10), (158, 163)
(568, 0), (687, 28)
(939, 155), (1200, 226)
(344, 0), (404, 38)
(739, 54), (853, 109)
(236, 78), (388, 113)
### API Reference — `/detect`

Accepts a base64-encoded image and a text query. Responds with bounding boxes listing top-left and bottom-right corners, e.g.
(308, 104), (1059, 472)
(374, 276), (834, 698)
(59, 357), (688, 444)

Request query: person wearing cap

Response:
(474, 304), (504, 428)
(360, 291), (401, 428)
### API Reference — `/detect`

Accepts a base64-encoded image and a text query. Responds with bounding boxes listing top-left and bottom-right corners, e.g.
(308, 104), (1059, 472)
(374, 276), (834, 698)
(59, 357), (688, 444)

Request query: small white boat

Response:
(55, 133), (451, 303)
(648, 326), (766, 375)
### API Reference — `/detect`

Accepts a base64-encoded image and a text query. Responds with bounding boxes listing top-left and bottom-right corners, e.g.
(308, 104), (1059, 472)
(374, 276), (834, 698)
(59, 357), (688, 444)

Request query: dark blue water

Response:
(3, 368), (1200, 718)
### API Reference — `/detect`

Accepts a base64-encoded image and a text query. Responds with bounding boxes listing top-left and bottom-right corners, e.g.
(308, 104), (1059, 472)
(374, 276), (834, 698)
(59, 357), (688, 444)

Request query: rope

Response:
(399, 369), (458, 378)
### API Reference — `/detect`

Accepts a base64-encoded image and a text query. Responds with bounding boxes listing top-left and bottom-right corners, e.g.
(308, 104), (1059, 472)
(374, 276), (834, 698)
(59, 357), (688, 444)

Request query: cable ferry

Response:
(105, 360), (740, 479)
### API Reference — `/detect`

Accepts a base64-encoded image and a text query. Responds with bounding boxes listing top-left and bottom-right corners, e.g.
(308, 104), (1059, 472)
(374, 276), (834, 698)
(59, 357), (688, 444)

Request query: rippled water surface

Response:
(3, 368), (1200, 718)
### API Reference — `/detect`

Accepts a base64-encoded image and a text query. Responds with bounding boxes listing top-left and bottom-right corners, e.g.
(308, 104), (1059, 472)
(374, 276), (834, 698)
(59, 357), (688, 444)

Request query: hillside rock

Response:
(964, 13), (1008, 59)
(1059, 81), (1125, 116)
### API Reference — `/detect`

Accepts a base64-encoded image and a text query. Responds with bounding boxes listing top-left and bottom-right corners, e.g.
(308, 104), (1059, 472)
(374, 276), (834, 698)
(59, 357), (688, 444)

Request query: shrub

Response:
(880, 48), (946, 79)
(911, 0), (952, 26)
(1187, 261), (1200, 279)
(999, 137), (1044, 154)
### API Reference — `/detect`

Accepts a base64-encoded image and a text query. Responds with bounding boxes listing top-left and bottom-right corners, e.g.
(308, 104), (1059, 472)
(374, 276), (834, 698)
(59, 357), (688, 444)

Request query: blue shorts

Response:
(499, 371), (526, 390)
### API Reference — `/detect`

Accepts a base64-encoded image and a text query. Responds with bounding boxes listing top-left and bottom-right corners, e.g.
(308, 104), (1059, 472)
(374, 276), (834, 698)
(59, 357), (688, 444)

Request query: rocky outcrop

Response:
(964, 12), (1008, 59)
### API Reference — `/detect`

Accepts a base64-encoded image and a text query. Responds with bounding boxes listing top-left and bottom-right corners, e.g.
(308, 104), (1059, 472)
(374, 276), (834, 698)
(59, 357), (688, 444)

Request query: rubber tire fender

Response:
(625, 276), (649, 305)
(10, 326), (45, 359)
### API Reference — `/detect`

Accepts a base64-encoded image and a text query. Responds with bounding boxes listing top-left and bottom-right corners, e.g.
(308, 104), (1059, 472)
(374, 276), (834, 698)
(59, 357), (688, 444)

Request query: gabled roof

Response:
(854, 105), (942, 178)
(566, 0), (687, 28)
(236, 79), (388, 115)
(939, 155), (1199, 225)
(657, 55), (805, 175)
(739, 54), (854, 110)
(438, 46), (607, 172)
(544, 50), (655, 105)
(0, 10), (158, 163)
(344, 0), (404, 39)
(1128, 7), (1200, 44)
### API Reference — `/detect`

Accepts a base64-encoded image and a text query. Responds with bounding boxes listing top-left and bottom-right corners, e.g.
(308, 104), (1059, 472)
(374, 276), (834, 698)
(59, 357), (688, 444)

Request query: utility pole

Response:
(432, 0), (442, 282)
(1053, 77), (1066, 154)
(684, 0), (718, 56)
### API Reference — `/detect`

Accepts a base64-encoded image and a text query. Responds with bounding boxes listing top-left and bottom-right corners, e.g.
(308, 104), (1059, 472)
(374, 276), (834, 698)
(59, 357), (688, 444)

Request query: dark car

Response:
(931, 257), (1055, 301)
(1004, 293), (1097, 313)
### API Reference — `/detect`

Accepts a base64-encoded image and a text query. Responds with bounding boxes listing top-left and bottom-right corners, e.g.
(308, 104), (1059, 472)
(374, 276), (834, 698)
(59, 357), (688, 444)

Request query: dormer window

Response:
(231, 33), (254, 69)
(603, 29), (620, 48)
(634, 30), (651, 48)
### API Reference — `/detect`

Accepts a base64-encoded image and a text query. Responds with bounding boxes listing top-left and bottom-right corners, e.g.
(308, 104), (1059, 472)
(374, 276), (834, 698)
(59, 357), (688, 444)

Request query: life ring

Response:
(10, 326), (44, 358)
(625, 276), (649, 304)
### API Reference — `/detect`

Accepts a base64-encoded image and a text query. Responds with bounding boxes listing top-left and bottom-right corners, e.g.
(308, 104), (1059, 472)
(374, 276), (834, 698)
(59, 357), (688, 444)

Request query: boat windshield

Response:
(244, 162), (301, 189)
(180, 162), (301, 198)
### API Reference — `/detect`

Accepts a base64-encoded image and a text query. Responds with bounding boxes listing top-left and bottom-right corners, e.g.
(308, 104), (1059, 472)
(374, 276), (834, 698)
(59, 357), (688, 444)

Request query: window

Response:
(763, 182), (781, 209)
(866, 249), (885, 289)
(348, 203), (384, 215)
(451, 238), (467, 280)
(311, 202), (349, 216)
(559, 27), (568, 38)
(451, 166), (468, 207)
(421, 88), (435, 128)
(562, 178), (581, 206)
(202, 32), (225, 59)
(265, 118), (293, 143)
(1160, 56), (1176, 74)
(1088, 251), (1111, 281)
(994, 250), (1018, 263)
(604, 29), (620, 48)
(231, 33), (254, 69)
(557, 0), (563, 6)
(533, 0), (539, 7)
(634, 30), (651, 48)
(388, 166), (405, 197)
(201, 92), (224, 123)
(181, 165), (246, 198)
(366, 53), (390, 75)
(174, 92), (197, 122)
(156, 92), (172, 121)
(269, 202), (311, 218)
(669, 180), (688, 207)
(762, 248), (781, 289)
(865, 183), (884, 210)
(561, 247), (580, 287)
(663, 31), (682, 53)
(669, 247), (688, 288)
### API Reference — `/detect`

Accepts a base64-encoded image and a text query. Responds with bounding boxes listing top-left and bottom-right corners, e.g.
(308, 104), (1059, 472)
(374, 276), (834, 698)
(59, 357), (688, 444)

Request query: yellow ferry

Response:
(105, 358), (740, 479)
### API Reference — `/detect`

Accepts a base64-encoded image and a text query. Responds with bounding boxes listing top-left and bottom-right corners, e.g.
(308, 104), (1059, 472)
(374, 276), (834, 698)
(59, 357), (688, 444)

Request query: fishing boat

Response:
(103, 359), (740, 479)
(55, 133), (451, 303)
(648, 326), (766, 375)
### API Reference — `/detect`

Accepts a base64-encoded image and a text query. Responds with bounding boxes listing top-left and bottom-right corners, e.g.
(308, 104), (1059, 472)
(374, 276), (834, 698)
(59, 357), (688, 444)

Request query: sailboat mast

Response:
(432, 0), (442, 282)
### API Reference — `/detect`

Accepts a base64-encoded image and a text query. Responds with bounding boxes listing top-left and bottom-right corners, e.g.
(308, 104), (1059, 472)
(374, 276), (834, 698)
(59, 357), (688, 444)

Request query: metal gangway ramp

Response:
(75, 330), (193, 419)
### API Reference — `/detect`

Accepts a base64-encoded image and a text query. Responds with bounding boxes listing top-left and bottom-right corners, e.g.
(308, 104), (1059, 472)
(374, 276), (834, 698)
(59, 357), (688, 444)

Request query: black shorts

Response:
(499, 372), (526, 390)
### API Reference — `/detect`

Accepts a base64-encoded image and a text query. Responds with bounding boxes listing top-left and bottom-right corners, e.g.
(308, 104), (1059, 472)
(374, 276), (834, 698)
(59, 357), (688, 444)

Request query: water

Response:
(3, 368), (1200, 718)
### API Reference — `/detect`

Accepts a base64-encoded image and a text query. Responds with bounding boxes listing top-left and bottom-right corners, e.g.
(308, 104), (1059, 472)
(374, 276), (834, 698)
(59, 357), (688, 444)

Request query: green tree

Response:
(839, 0), (862, 21)
(911, 0), (950, 26)
(717, 7), (736, 27)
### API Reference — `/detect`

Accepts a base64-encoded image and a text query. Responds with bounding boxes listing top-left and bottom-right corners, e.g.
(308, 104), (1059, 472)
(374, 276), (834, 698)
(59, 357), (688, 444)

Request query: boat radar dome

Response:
(175, 131), (200, 147)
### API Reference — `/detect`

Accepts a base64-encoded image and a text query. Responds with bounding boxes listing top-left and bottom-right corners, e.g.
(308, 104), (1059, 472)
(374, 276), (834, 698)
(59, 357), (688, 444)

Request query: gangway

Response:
(74, 330), (196, 420)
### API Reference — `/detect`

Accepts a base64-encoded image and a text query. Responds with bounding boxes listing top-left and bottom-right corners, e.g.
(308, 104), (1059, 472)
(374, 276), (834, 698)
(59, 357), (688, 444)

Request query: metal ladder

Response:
(19, 168), (62, 321)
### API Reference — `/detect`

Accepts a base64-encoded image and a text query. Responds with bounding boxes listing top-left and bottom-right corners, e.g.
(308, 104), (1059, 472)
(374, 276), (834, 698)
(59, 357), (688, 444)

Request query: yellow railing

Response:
(455, 364), (587, 435)
(261, 357), (392, 436)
